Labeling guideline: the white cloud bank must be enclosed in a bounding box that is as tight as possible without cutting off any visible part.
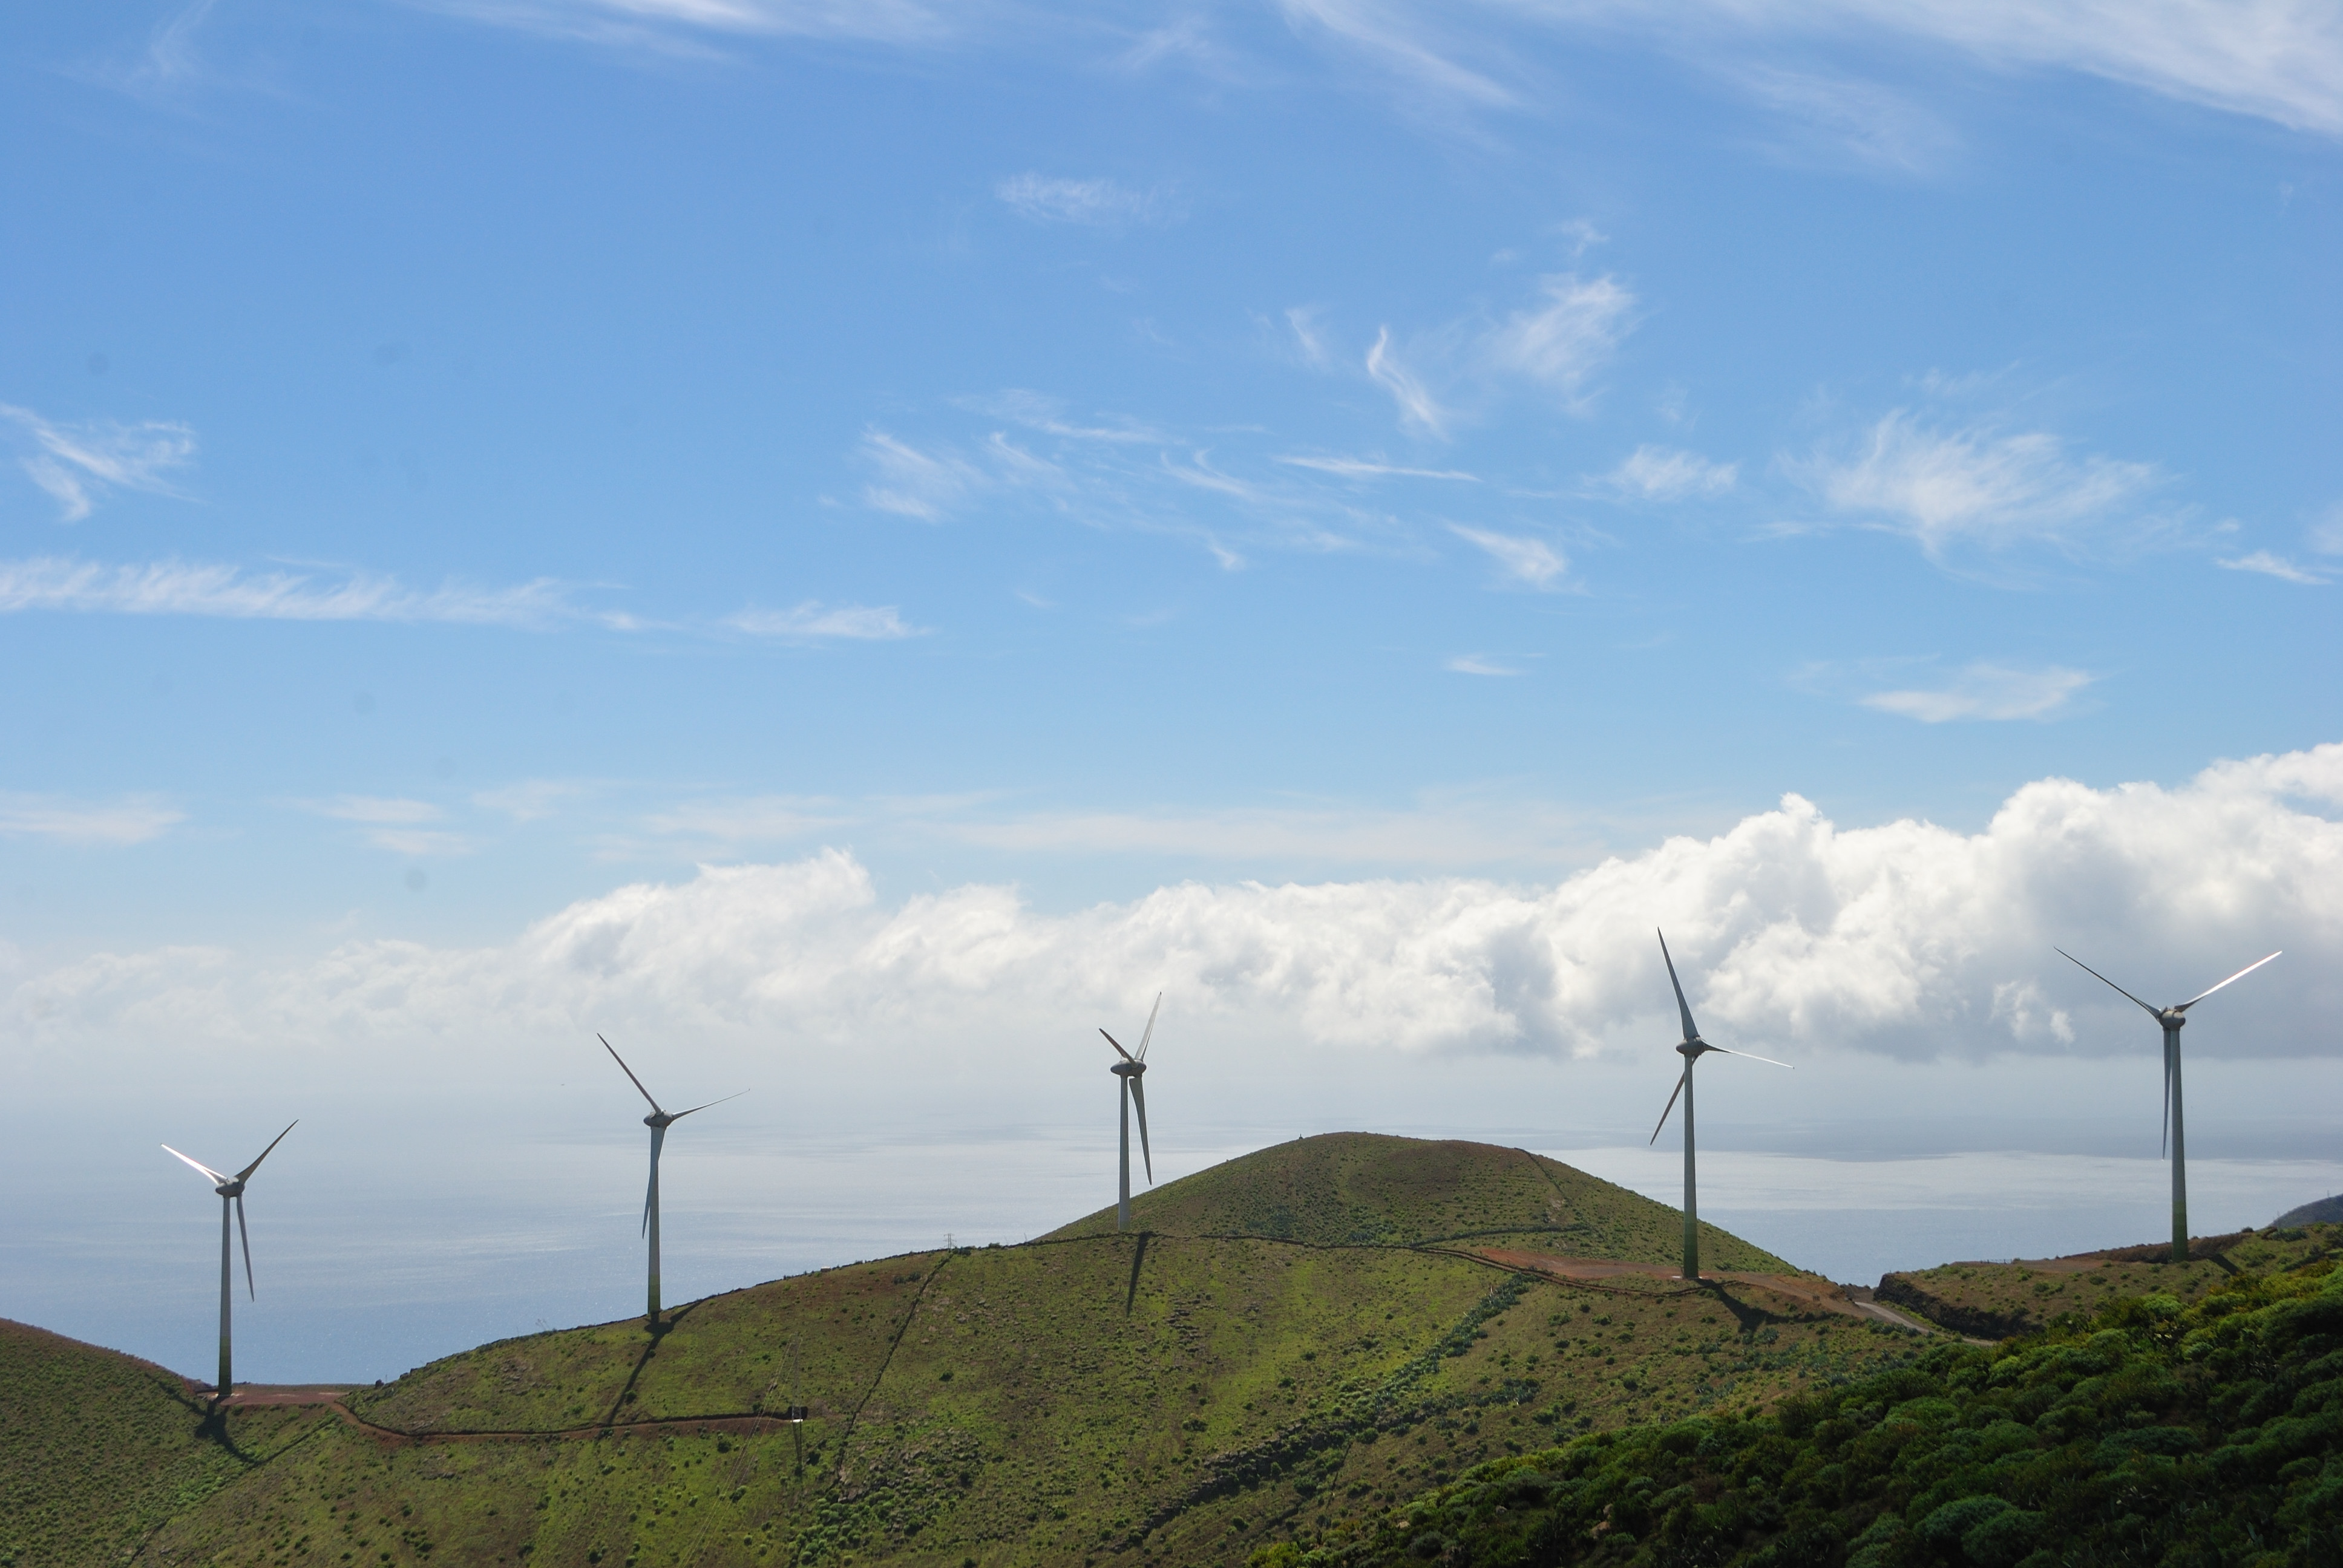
[16,744,2341,1070]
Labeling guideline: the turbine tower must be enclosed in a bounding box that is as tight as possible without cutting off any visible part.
[1099,993,1161,1232]
[1648,931,1789,1281]
[2056,947,2279,1263]
[601,1035,744,1328]
[162,1122,297,1400]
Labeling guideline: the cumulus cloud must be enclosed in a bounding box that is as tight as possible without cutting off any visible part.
[995,174,1178,227]
[2,405,197,521]
[1860,662,2094,722]
[0,556,593,627]
[1791,411,2168,560]
[1449,524,1567,588]
[1597,445,1738,501]
[16,744,2339,1070]
[0,792,185,845]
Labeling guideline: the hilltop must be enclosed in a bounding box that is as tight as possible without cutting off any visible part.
[1044,1131,1792,1272]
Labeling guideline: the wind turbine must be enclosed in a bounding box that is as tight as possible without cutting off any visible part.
[1648,932,1789,1281]
[2056,947,2280,1263]
[601,1035,744,1328]
[162,1122,297,1400]
[1099,993,1161,1232]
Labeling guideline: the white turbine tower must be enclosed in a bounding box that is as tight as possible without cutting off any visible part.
[2056,947,2280,1263]
[1099,993,1161,1232]
[162,1122,297,1400]
[1648,931,1789,1281]
[601,1035,744,1328]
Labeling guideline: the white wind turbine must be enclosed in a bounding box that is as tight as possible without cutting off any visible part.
[1648,931,1790,1281]
[1099,993,1162,1232]
[162,1122,297,1400]
[2056,947,2280,1263]
[601,1035,745,1328]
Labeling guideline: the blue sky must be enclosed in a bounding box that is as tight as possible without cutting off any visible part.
[4,1,2342,1376]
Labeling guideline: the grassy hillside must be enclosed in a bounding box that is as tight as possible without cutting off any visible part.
[1045,1132,1793,1273]
[14,1135,1869,1567]
[137,1235,1912,1567]
[1877,1224,2341,1340]
[0,1319,332,1568]
[1268,1243,2343,1568]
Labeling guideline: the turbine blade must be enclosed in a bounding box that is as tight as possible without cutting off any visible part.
[234,1120,298,1183]
[1099,1028,1136,1063]
[1649,1070,1687,1145]
[162,1145,229,1186]
[1131,1076,1154,1184]
[1137,992,1162,1062]
[2176,950,2281,1012]
[600,1034,666,1116]
[1710,1045,1794,1069]
[1657,930,1700,1044]
[236,1194,256,1299]
[670,1089,749,1120]
[2053,949,2161,1019]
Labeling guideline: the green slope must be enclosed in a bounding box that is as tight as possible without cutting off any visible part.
[139,1236,1912,1568]
[1273,1241,2343,1568]
[0,1319,332,1568]
[1876,1223,2342,1340]
[1044,1132,1793,1273]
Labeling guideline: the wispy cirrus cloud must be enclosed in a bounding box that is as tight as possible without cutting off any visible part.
[1449,524,1567,588]
[426,0,948,53]
[726,602,926,640]
[0,557,597,627]
[2218,550,2328,586]
[1365,327,1450,436]
[857,430,991,520]
[995,173,1180,228]
[303,795,472,857]
[1789,411,2169,561]
[1444,653,1521,676]
[2,405,197,522]
[1595,444,1737,501]
[1276,454,1480,482]
[0,792,185,845]
[1483,273,1635,403]
[1726,63,1960,174]
[1280,0,2343,138]
[1860,662,2095,723]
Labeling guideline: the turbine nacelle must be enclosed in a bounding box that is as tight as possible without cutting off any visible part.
[1110,1059,1145,1079]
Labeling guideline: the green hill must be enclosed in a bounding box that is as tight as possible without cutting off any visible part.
[1875,1224,2342,1341]
[0,1319,333,1568]
[1044,1132,1793,1272]
[1274,1239,2343,1568]
[10,1137,1866,1568]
